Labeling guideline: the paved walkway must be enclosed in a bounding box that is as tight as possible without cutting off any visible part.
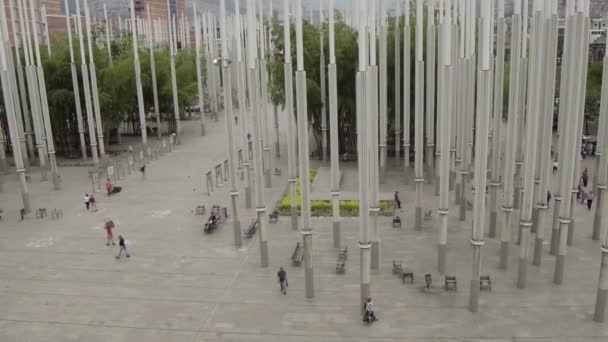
[0,115,607,341]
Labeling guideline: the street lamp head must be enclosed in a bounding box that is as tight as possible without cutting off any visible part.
[213,57,232,66]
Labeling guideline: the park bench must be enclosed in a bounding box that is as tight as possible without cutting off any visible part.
[195,205,206,215]
[291,242,304,266]
[425,274,432,288]
[51,209,63,219]
[480,275,492,291]
[244,219,258,238]
[424,210,432,221]
[402,270,414,284]
[392,216,401,228]
[36,208,47,219]
[269,211,279,223]
[274,168,282,176]
[445,275,457,291]
[336,247,348,274]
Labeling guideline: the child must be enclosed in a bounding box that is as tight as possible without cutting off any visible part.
[89,194,97,212]
[105,219,115,246]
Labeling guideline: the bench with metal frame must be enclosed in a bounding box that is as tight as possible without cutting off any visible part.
[425,274,432,288]
[480,275,492,291]
[291,242,304,266]
[424,210,432,221]
[195,205,206,216]
[36,208,48,219]
[444,275,457,291]
[269,211,279,223]
[336,247,348,274]
[51,209,63,219]
[244,219,258,238]
[392,216,401,228]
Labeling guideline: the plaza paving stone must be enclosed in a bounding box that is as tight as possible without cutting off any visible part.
[0,115,607,341]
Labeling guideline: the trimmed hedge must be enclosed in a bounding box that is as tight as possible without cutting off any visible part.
[275,170,394,217]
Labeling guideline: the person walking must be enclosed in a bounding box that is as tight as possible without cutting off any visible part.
[547,191,552,207]
[553,161,558,174]
[83,194,90,210]
[89,194,97,212]
[105,178,113,196]
[277,267,288,295]
[104,219,116,246]
[139,165,146,180]
[116,235,130,258]
[363,297,377,323]
[587,191,594,211]
[394,191,401,209]
[582,168,589,187]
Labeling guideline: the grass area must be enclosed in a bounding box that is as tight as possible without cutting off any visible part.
[274,170,394,217]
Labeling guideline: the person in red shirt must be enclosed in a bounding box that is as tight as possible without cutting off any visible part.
[105,178,112,196]
[104,219,115,246]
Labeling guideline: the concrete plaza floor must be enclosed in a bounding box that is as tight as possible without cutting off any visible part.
[0,116,607,341]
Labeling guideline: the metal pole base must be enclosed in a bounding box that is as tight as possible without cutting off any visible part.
[257,213,269,268]
[514,188,521,210]
[231,195,242,248]
[434,179,440,196]
[499,241,509,270]
[455,180,462,205]
[469,279,480,312]
[459,201,466,221]
[415,207,422,231]
[333,221,340,248]
[488,211,497,238]
[594,288,608,322]
[567,218,575,246]
[592,191,603,240]
[517,257,527,289]
[371,241,379,270]
[533,237,543,266]
[291,207,298,230]
[531,208,539,234]
[244,186,252,209]
[264,169,272,188]
[553,254,565,285]
[201,124,206,136]
[438,243,446,274]
[303,233,314,298]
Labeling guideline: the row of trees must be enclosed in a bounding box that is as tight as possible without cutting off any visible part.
[1,28,200,156]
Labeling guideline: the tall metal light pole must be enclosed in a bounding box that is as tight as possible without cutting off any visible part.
[499,0,522,270]
[5,0,29,169]
[378,0,388,183]
[247,0,269,268]
[437,0,453,274]
[328,0,341,247]
[104,4,113,65]
[554,0,589,285]
[394,0,401,166]
[593,17,608,242]
[356,0,371,305]
[85,0,106,158]
[403,0,411,184]
[194,5,206,137]
[129,0,148,147]
[517,0,545,289]
[488,0,506,239]
[294,0,314,298]
[283,0,298,230]
[425,0,436,183]
[533,0,558,266]
[235,1,253,209]
[9,0,35,161]
[469,0,492,312]
[74,0,99,165]
[368,0,380,270]
[320,1,327,163]
[167,0,181,144]
[64,0,87,160]
[0,0,30,212]
[219,0,243,249]
[259,2,272,188]
[414,0,425,231]
[30,0,61,189]
[146,5,161,139]
[20,0,48,180]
